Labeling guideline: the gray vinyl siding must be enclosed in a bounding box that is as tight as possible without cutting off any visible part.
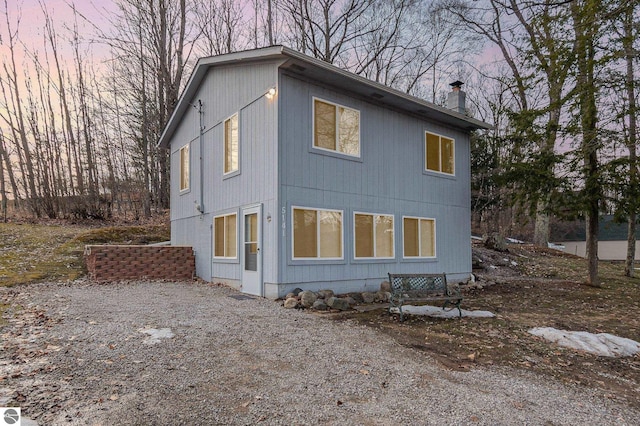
[168,60,280,283]
[277,72,471,293]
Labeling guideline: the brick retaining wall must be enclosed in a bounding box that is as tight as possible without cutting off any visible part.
[84,245,195,282]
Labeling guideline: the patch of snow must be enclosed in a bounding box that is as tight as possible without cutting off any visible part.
[506,237,524,244]
[510,261,518,266]
[390,305,496,319]
[547,242,565,250]
[139,327,175,345]
[528,327,640,357]
[489,265,498,269]
[471,235,483,241]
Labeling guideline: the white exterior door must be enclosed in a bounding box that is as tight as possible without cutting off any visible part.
[241,205,262,296]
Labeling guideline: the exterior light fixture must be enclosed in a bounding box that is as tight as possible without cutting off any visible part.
[265,87,277,99]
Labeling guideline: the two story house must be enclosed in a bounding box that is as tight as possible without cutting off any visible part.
[158,46,491,298]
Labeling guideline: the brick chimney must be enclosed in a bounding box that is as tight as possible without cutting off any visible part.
[447,81,466,114]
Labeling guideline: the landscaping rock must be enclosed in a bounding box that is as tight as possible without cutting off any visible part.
[285,292,296,299]
[283,297,299,309]
[317,289,334,299]
[349,293,364,303]
[375,290,389,303]
[380,281,391,292]
[361,292,376,304]
[326,297,350,311]
[344,297,357,306]
[312,300,327,311]
[291,288,303,296]
[299,290,317,308]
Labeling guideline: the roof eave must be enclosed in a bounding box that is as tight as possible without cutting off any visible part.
[158,46,493,149]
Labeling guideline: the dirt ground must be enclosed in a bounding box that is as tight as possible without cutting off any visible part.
[335,241,640,410]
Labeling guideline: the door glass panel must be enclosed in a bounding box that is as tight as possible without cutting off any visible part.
[244,213,258,271]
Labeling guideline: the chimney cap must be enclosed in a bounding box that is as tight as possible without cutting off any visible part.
[450,80,464,89]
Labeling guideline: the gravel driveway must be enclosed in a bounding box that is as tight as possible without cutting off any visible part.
[1,280,639,425]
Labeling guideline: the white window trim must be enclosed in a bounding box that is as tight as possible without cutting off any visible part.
[425,130,455,176]
[312,97,361,158]
[179,143,190,192]
[353,211,395,260]
[213,213,238,260]
[402,215,437,259]
[223,112,240,176]
[291,206,344,260]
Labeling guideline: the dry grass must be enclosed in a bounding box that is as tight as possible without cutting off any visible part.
[338,243,640,409]
[0,222,170,287]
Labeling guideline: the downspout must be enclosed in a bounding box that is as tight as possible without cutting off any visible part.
[197,99,205,215]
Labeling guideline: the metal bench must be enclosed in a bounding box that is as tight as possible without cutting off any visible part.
[388,273,463,321]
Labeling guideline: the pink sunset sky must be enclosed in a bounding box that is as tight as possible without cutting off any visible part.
[2,0,117,63]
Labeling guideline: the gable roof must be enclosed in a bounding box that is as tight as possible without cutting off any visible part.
[158,45,492,149]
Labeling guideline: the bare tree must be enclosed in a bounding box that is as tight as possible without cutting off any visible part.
[621,2,638,277]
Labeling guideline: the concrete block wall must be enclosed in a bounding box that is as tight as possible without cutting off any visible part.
[84,245,195,282]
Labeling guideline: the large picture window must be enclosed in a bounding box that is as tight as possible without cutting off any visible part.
[293,207,343,259]
[214,213,237,259]
[224,113,239,174]
[179,144,190,192]
[425,131,454,175]
[354,213,394,259]
[403,216,436,258]
[313,98,360,157]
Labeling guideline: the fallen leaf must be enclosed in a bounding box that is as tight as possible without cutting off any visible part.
[109,395,119,401]
[359,369,370,375]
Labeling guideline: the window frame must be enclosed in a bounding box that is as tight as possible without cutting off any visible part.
[312,97,361,159]
[179,143,190,193]
[291,206,344,261]
[424,131,455,176]
[353,211,395,260]
[213,212,238,260]
[223,112,240,177]
[402,215,437,259]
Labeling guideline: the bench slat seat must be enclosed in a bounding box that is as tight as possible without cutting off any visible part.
[388,273,463,321]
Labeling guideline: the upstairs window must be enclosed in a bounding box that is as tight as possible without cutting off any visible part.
[403,216,436,258]
[354,213,394,259]
[224,113,239,174]
[425,132,455,175]
[179,144,190,192]
[214,213,237,259]
[293,207,343,259]
[313,98,360,157]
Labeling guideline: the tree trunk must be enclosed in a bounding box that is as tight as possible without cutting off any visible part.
[571,0,601,287]
[0,132,7,222]
[533,197,550,247]
[623,5,637,277]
